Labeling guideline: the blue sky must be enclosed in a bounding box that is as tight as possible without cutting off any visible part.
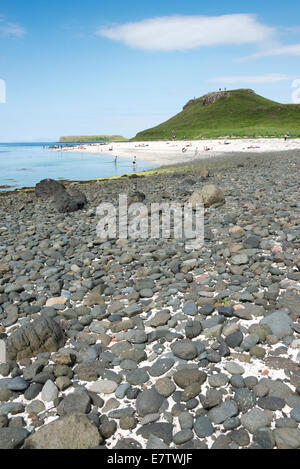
[0,0,299,141]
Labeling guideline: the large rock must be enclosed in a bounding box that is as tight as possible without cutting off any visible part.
[5,317,66,362]
[35,179,87,213]
[35,178,66,199]
[189,185,225,208]
[53,189,87,213]
[23,413,102,449]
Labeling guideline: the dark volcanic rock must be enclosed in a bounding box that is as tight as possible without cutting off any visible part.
[5,317,66,362]
[53,189,88,213]
[35,178,66,199]
[35,178,87,213]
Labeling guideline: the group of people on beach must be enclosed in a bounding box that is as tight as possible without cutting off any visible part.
[181,143,214,154]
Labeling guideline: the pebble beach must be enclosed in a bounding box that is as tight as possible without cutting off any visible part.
[1,148,300,450]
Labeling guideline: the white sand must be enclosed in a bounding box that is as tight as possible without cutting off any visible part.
[59,138,300,167]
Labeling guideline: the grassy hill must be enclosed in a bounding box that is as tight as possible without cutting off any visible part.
[60,135,128,143]
[133,89,300,140]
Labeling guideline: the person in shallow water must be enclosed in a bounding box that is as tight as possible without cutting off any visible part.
[133,156,137,171]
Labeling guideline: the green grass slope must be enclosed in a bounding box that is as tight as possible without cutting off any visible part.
[133,89,300,140]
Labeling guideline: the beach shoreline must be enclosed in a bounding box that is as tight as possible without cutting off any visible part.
[58,138,300,167]
[2,147,300,197]
[0,148,300,200]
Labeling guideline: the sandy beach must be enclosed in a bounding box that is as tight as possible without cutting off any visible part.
[60,138,300,166]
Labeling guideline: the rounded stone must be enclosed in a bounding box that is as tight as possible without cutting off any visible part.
[7,377,29,392]
[249,346,266,358]
[194,416,214,438]
[173,369,207,389]
[234,388,256,412]
[182,301,198,316]
[178,412,194,430]
[26,400,46,415]
[173,429,194,445]
[181,382,202,402]
[171,341,198,360]
[257,396,285,411]
[126,369,149,386]
[225,331,243,348]
[290,407,300,423]
[154,378,176,397]
[136,388,165,417]
[119,415,137,430]
[208,373,229,388]
[224,362,245,375]
[88,380,118,394]
[149,358,175,377]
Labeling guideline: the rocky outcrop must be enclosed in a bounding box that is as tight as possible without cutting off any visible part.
[183,89,255,110]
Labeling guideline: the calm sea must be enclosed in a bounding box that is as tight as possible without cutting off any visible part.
[0,142,158,191]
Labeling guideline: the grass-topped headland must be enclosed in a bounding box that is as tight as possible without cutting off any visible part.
[133,89,300,140]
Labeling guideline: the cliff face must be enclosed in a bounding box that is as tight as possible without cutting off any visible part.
[183,89,255,110]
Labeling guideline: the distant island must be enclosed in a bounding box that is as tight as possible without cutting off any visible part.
[59,135,128,143]
[133,88,300,140]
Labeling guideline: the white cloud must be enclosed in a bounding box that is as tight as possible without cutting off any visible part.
[243,43,300,60]
[0,15,25,38]
[208,73,295,84]
[97,14,275,51]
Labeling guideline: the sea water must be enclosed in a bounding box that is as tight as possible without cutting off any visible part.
[0,142,158,191]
